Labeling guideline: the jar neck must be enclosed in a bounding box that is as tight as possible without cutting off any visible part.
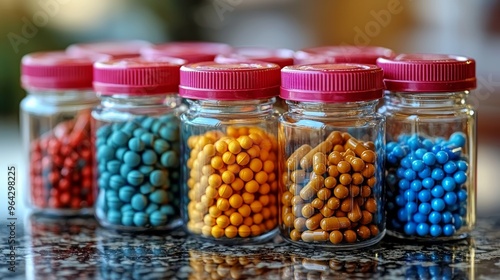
[286,100,379,117]
[100,93,182,109]
[186,98,275,116]
[384,91,470,110]
[26,89,98,105]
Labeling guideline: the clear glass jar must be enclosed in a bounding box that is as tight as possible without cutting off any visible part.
[20,51,98,215]
[377,54,477,240]
[278,64,386,249]
[91,57,185,231]
[179,62,281,244]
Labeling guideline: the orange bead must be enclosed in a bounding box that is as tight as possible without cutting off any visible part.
[208,174,222,188]
[250,201,263,213]
[263,160,275,173]
[239,168,254,182]
[238,225,251,237]
[211,156,224,170]
[250,224,262,236]
[253,213,264,224]
[243,216,253,226]
[216,198,230,211]
[215,140,228,154]
[221,170,236,184]
[242,192,255,204]
[249,158,263,172]
[227,164,241,174]
[231,178,244,191]
[238,204,251,217]
[202,144,216,157]
[244,180,259,193]
[228,140,242,154]
[247,146,261,158]
[236,152,250,166]
[237,135,253,150]
[229,194,243,208]
[254,171,268,184]
[209,205,222,218]
[230,212,244,226]
[216,215,230,228]
[218,184,233,199]
[211,225,225,238]
[222,151,236,165]
[225,225,238,238]
[258,182,270,194]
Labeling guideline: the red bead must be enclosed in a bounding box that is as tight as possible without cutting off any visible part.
[59,192,71,206]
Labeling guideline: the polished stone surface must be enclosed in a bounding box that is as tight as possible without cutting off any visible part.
[0,212,499,280]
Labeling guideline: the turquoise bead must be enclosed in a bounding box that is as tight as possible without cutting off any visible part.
[150,170,167,187]
[123,151,141,167]
[109,175,126,189]
[139,165,154,175]
[161,151,179,168]
[127,170,144,186]
[97,145,115,161]
[131,193,148,211]
[145,203,159,215]
[159,126,174,141]
[111,130,130,147]
[121,204,133,213]
[106,160,121,174]
[160,205,175,216]
[97,125,112,138]
[142,149,157,165]
[98,172,111,188]
[118,186,136,203]
[149,189,168,204]
[150,210,167,227]
[133,127,147,137]
[133,212,148,227]
[121,211,135,226]
[140,183,155,194]
[140,133,155,147]
[151,120,162,133]
[141,117,155,130]
[107,195,123,210]
[122,121,139,134]
[128,137,145,152]
[115,147,127,161]
[107,210,122,225]
[119,164,132,179]
[153,139,170,154]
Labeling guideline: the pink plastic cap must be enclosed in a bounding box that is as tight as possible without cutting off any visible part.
[141,41,233,63]
[294,45,396,65]
[21,51,95,90]
[93,57,186,95]
[215,47,294,68]
[281,64,384,102]
[377,53,477,92]
[179,62,281,100]
[67,40,151,59]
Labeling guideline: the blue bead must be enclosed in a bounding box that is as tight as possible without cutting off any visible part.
[127,170,144,186]
[430,224,442,237]
[443,146,461,161]
[429,266,441,277]
[139,165,154,175]
[436,151,449,164]
[398,208,410,222]
[418,202,432,215]
[142,149,158,165]
[415,149,427,160]
[159,126,178,142]
[150,170,167,187]
[150,210,168,227]
[120,164,132,179]
[401,157,412,169]
[106,160,121,174]
[133,127,147,137]
[393,146,406,158]
[386,173,398,187]
[387,153,398,164]
[107,195,123,210]
[431,198,445,211]
[107,210,122,225]
[109,175,126,189]
[422,178,435,189]
[459,206,467,216]
[387,142,397,152]
[429,211,442,224]
[160,205,175,216]
[97,125,112,138]
[443,224,455,236]
[410,180,422,192]
[422,139,434,150]
[121,211,135,226]
[140,133,155,147]
[398,134,410,143]
[454,171,467,184]
[442,177,456,192]
[443,161,457,174]
[398,179,410,190]
[161,151,179,168]
[431,185,444,198]
[404,190,417,201]
[418,167,432,179]
[154,139,171,154]
[396,167,406,179]
[133,212,148,227]
[431,145,442,154]
[442,211,453,224]
[111,130,130,147]
[404,222,417,235]
[118,186,136,203]
[411,160,425,172]
[121,204,133,213]
[145,203,159,215]
[128,137,145,152]
[408,137,421,150]
[418,190,432,203]
[140,183,155,194]
[449,132,466,147]
[416,223,430,236]
[453,214,463,230]
[406,202,418,214]
[431,168,445,181]
[151,120,162,133]
[115,147,127,161]
[123,151,141,168]
[150,189,168,204]
[457,189,468,202]
[395,195,406,206]
[413,213,427,223]
[404,169,417,181]
[444,192,458,205]
[98,145,115,161]
[456,160,468,171]
[141,117,155,130]
[131,193,148,211]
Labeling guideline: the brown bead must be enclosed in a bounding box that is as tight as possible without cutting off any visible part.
[326,131,343,145]
[319,205,335,218]
[369,224,380,236]
[328,151,343,165]
[347,203,362,222]
[301,204,315,218]
[343,229,357,243]
[335,210,347,217]
[283,212,295,227]
[333,144,345,152]
[326,197,340,210]
[340,198,353,213]
[339,174,352,185]
[329,230,343,244]
[350,185,360,197]
[312,152,327,166]
[360,210,373,225]
[333,185,349,199]
[290,229,302,241]
[337,161,351,174]
[305,213,323,230]
[364,198,377,213]
[317,188,332,201]
[361,150,376,163]
[363,141,376,151]
[282,191,293,206]
[324,176,337,189]
[361,185,372,197]
[361,164,375,178]
[313,163,327,175]
[367,176,377,187]
[311,198,324,209]
[294,217,307,231]
[357,225,371,240]
[351,173,364,185]
[327,165,339,178]
[291,195,304,206]
[350,158,365,172]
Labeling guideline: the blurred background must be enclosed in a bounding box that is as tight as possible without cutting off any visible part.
[0,0,499,216]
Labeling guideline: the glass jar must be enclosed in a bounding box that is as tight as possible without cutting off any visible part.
[179,62,281,244]
[91,57,186,231]
[278,64,386,249]
[20,51,99,215]
[294,45,395,65]
[377,54,477,240]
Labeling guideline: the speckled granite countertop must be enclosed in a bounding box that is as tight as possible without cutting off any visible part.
[1,213,499,279]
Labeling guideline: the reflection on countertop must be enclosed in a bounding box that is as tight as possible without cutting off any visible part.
[1,212,500,279]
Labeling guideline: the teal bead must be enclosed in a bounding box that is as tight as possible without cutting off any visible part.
[128,137,145,152]
[142,149,158,165]
[149,189,168,204]
[122,121,139,134]
[164,128,179,142]
[159,126,175,141]
[98,163,107,173]
[118,186,136,203]
[123,151,141,167]
[115,147,127,161]
[150,170,168,187]
[153,139,170,154]
[139,165,154,176]
[111,123,124,131]
[121,211,135,226]
[109,175,126,189]
[106,160,121,174]
[140,183,155,194]
[133,127,147,137]
[107,210,122,225]
[107,195,123,210]
[160,205,175,216]
[133,212,148,227]
[97,145,115,161]
[140,133,155,147]
[97,125,112,138]
[120,164,132,179]
[150,210,167,227]
[151,120,162,133]
[145,203,159,215]
[121,204,133,213]
[127,170,144,186]
[161,151,179,168]
[111,130,130,147]
[131,193,148,211]
[159,114,175,123]
[99,172,111,188]
[95,138,106,147]
[141,117,155,130]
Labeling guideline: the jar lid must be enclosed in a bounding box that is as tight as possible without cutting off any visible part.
[93,57,186,95]
[66,40,151,59]
[294,45,396,65]
[140,41,233,63]
[179,62,281,100]
[214,47,294,68]
[21,51,95,90]
[376,53,477,92]
[281,64,384,102]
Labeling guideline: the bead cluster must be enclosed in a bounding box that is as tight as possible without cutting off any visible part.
[386,132,469,237]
